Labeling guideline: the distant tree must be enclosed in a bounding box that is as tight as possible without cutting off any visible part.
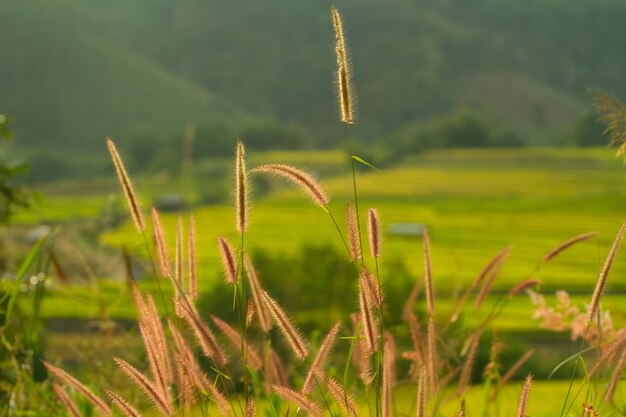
[432,112,493,148]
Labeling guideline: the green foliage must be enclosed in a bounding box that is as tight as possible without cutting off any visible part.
[384,111,525,163]
[0,236,52,416]
[0,115,31,224]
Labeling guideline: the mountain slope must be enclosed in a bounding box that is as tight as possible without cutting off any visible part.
[0,1,246,151]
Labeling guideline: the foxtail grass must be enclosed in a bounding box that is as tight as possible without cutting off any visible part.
[43,361,111,416]
[273,385,323,417]
[517,374,533,417]
[251,164,330,207]
[302,321,342,394]
[217,236,238,285]
[235,139,248,233]
[588,220,626,321]
[113,356,174,417]
[367,208,381,258]
[542,231,599,263]
[261,290,309,360]
[106,137,145,233]
[51,383,82,417]
[187,214,198,300]
[331,6,355,125]
[105,389,144,417]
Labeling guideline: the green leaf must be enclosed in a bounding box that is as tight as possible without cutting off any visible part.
[2,237,45,328]
[352,155,413,198]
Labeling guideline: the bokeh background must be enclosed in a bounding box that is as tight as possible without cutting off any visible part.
[1,1,626,415]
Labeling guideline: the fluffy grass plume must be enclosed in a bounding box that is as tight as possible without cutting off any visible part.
[302,321,342,394]
[456,332,481,397]
[360,266,382,308]
[406,311,426,372]
[327,377,359,417]
[52,383,82,417]
[517,374,533,417]
[508,278,541,298]
[593,89,626,161]
[211,315,263,370]
[188,214,198,299]
[351,314,374,386]
[151,208,172,278]
[382,333,396,417]
[426,316,437,395]
[113,356,174,417]
[168,319,217,405]
[358,275,379,353]
[542,231,599,263]
[332,6,355,124]
[265,349,289,389]
[588,220,626,322]
[217,236,237,284]
[367,208,381,258]
[137,316,170,403]
[43,361,112,416]
[346,203,361,262]
[143,293,173,385]
[604,349,626,403]
[246,398,256,417]
[174,356,195,410]
[415,367,427,417]
[175,216,184,286]
[261,290,309,360]
[474,249,511,309]
[106,137,145,232]
[251,164,329,207]
[235,139,248,233]
[244,254,272,332]
[423,229,434,316]
[589,333,626,377]
[272,385,323,417]
[176,299,227,366]
[105,389,144,417]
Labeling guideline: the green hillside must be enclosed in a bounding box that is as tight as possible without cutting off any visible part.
[0,1,246,153]
[3,0,626,158]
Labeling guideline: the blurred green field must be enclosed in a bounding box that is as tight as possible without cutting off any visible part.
[14,147,626,330]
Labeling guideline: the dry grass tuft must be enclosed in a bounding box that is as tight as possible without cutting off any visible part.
[105,389,144,417]
[302,321,342,394]
[261,290,309,360]
[236,139,248,233]
[52,383,82,417]
[542,231,599,263]
[346,203,361,262]
[331,6,355,125]
[367,208,381,258]
[251,164,329,207]
[273,385,323,417]
[43,361,112,416]
[217,236,238,285]
[106,137,145,233]
[150,208,171,278]
[588,220,626,322]
[517,374,533,417]
[113,356,174,417]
